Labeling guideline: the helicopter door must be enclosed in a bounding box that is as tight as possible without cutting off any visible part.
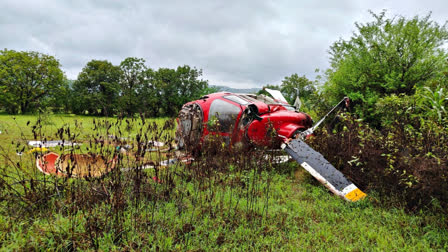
[207,99,242,144]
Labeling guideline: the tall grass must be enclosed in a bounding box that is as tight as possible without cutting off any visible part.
[0,114,447,250]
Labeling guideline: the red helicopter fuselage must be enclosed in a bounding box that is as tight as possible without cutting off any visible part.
[176,92,313,149]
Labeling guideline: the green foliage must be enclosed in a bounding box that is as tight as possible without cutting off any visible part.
[309,113,448,212]
[0,51,210,117]
[0,49,65,114]
[375,84,448,126]
[417,85,448,123]
[140,65,209,117]
[280,73,316,105]
[72,60,121,115]
[375,94,417,126]
[50,79,71,113]
[119,57,149,116]
[258,74,317,112]
[324,11,448,126]
[153,66,208,116]
[71,58,210,117]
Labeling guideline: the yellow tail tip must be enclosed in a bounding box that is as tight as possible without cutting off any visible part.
[344,188,367,202]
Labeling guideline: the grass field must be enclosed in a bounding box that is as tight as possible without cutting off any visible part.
[0,114,447,250]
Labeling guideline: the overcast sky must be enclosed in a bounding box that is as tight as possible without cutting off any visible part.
[1,0,447,88]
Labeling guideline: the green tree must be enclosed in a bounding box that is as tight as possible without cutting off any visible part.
[280,74,316,108]
[138,68,159,117]
[72,60,121,115]
[257,75,317,111]
[151,65,208,116]
[50,79,71,113]
[175,65,209,106]
[0,49,65,114]
[324,11,448,125]
[119,57,148,116]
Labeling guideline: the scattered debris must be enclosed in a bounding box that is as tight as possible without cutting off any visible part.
[121,144,133,150]
[28,147,49,153]
[36,152,116,178]
[152,176,162,183]
[145,147,170,152]
[179,156,194,164]
[266,155,290,164]
[160,158,177,166]
[147,140,165,147]
[144,141,167,152]
[28,140,80,148]
[36,152,61,175]
[120,163,156,172]
[108,135,130,141]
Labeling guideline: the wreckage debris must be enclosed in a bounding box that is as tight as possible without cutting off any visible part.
[143,141,167,152]
[108,135,130,141]
[147,140,165,147]
[28,147,49,153]
[264,155,290,164]
[160,158,177,167]
[36,152,116,178]
[119,157,194,171]
[37,153,186,176]
[28,140,80,148]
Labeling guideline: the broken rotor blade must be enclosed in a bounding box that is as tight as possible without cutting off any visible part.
[299,97,350,139]
[281,139,366,202]
[265,88,288,103]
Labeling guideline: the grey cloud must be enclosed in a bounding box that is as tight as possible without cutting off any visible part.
[1,0,447,88]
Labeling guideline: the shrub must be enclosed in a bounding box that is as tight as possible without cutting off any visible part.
[309,113,448,212]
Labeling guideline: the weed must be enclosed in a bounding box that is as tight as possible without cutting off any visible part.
[0,114,447,250]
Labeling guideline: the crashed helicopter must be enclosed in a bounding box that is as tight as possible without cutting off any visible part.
[33,88,366,202]
[176,88,366,202]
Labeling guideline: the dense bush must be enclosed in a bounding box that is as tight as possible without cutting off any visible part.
[309,113,448,212]
[323,11,448,127]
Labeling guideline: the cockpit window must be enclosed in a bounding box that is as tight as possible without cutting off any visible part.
[223,95,250,105]
[208,99,241,133]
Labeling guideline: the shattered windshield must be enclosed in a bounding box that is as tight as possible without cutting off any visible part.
[223,95,250,105]
[208,99,241,133]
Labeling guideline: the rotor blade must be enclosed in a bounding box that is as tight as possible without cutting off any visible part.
[281,139,366,202]
[265,88,288,104]
[299,97,349,138]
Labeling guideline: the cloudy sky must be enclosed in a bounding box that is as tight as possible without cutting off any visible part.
[1,0,447,88]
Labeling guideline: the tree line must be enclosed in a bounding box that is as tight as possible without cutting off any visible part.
[0,51,214,117]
